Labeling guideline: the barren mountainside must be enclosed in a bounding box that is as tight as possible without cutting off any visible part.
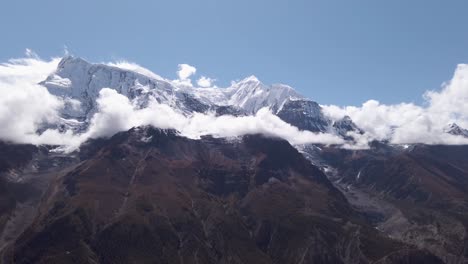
[0,128,447,264]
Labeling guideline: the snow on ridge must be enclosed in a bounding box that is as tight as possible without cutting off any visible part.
[43,56,306,116]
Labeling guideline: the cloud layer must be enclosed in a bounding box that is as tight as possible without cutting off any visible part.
[84,89,345,146]
[322,64,468,145]
[0,53,343,151]
[1,51,468,152]
[0,54,63,145]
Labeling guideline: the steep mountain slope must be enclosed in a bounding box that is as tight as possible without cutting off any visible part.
[0,128,441,264]
[0,142,40,249]
[316,144,468,263]
[332,116,364,140]
[277,99,330,133]
[0,142,78,255]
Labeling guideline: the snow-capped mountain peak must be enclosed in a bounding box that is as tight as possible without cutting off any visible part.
[42,56,180,120]
[444,123,468,138]
[226,75,303,114]
[236,75,260,84]
[43,57,307,117]
[39,56,347,140]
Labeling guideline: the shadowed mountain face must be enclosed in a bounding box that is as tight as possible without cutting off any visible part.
[0,142,38,174]
[0,143,40,244]
[277,99,330,133]
[0,128,443,264]
[0,142,78,256]
[318,144,468,263]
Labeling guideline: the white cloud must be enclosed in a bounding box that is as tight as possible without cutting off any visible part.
[197,76,215,87]
[3,52,468,152]
[0,54,342,151]
[85,88,136,138]
[177,63,196,80]
[81,88,344,147]
[322,63,468,145]
[171,64,198,87]
[0,53,64,144]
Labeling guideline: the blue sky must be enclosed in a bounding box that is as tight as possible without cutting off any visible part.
[1,0,468,106]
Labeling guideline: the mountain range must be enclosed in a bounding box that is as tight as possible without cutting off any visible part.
[1,56,468,263]
[40,56,367,139]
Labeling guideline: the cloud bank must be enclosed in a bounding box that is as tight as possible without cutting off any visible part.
[1,51,468,152]
[83,89,344,147]
[322,64,468,145]
[0,53,63,145]
[0,53,343,151]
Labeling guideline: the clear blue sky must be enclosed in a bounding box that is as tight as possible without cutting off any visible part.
[1,0,468,106]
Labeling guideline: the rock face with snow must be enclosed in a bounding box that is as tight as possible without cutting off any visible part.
[41,57,202,120]
[42,57,305,119]
[444,123,468,138]
[332,116,364,140]
[224,76,303,114]
[41,56,354,138]
[277,99,330,132]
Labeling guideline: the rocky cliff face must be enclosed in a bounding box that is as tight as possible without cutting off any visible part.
[277,99,330,133]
